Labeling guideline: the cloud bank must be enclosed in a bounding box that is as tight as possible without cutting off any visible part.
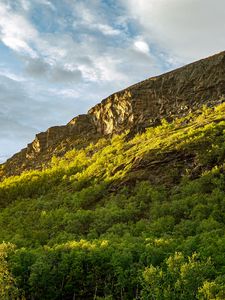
[121,0,225,62]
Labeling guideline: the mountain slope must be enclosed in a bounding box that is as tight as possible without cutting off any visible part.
[1,103,225,299]
[2,50,225,177]
[1,53,225,299]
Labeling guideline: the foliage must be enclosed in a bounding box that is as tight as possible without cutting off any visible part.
[0,243,21,300]
[1,103,225,298]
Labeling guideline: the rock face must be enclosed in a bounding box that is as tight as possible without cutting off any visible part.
[89,51,225,135]
[2,51,225,176]
[26,115,95,158]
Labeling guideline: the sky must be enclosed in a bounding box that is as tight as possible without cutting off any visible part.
[1,0,225,162]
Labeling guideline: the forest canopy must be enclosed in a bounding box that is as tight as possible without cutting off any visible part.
[1,103,225,299]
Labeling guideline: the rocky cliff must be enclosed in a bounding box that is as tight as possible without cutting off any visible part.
[2,51,225,177]
[89,51,225,134]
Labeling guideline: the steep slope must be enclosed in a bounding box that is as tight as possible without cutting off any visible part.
[2,50,225,177]
[1,102,225,299]
[2,52,225,299]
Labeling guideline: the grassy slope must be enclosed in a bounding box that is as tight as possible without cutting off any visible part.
[1,103,225,299]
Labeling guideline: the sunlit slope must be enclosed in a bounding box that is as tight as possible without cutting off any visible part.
[1,103,225,299]
[3,50,225,179]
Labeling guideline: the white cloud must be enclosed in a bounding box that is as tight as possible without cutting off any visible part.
[0,69,25,82]
[134,40,150,54]
[94,55,127,81]
[48,88,80,99]
[0,3,38,57]
[19,0,30,11]
[71,1,121,36]
[38,0,55,11]
[121,0,225,63]
[0,1,147,86]
[93,24,121,36]
[2,37,36,57]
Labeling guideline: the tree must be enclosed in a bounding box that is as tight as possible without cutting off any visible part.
[0,243,20,300]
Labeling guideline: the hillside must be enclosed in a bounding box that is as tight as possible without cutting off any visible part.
[1,53,225,299]
[2,51,225,178]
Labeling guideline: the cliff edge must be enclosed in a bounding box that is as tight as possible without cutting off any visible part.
[2,51,225,177]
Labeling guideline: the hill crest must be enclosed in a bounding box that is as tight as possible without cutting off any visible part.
[2,50,225,177]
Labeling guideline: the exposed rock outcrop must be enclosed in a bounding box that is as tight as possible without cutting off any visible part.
[26,115,96,158]
[2,50,225,177]
[89,51,225,135]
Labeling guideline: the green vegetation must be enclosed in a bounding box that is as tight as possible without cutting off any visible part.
[1,103,225,299]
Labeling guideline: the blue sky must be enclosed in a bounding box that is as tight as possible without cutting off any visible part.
[1,0,225,162]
